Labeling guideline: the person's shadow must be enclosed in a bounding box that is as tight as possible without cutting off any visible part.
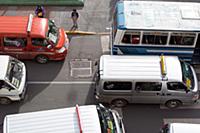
[70,25,78,31]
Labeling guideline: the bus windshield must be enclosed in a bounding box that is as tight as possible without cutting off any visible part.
[5,58,23,89]
[97,105,117,133]
[180,61,194,90]
[47,20,59,45]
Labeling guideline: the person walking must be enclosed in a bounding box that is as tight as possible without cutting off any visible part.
[71,9,79,29]
[35,5,45,18]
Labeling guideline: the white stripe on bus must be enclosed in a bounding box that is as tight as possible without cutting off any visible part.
[147,49,194,54]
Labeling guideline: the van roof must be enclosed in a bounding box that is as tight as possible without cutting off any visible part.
[0,16,48,38]
[117,1,200,31]
[4,105,102,133]
[0,55,10,80]
[170,123,200,133]
[100,55,182,81]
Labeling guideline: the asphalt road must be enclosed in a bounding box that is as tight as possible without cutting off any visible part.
[2,0,200,133]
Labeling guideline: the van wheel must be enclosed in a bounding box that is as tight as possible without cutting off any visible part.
[111,99,128,107]
[0,97,12,105]
[165,100,182,109]
[35,55,49,64]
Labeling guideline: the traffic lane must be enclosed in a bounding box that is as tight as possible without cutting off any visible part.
[24,35,102,81]
[122,105,200,133]
[0,83,96,133]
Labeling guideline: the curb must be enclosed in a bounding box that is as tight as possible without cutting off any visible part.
[65,31,110,35]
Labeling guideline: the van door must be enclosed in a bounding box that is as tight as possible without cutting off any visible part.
[29,38,50,59]
[132,82,163,104]
[102,81,133,103]
[163,82,189,103]
[3,37,28,59]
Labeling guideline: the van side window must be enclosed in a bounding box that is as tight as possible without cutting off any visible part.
[103,81,132,90]
[167,82,187,91]
[3,37,27,47]
[135,82,162,91]
[32,38,48,46]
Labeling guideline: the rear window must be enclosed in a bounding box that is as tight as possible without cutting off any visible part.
[103,81,132,90]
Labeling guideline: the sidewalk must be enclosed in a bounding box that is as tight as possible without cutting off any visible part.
[0,0,84,6]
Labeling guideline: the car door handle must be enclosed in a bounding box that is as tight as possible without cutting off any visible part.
[156,93,165,96]
[166,93,171,96]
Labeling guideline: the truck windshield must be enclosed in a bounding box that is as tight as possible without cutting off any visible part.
[97,105,117,133]
[6,58,23,89]
[180,61,194,90]
[47,20,59,45]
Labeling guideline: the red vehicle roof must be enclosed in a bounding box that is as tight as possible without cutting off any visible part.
[0,16,48,38]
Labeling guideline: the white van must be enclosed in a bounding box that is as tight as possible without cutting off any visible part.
[161,123,200,133]
[95,55,199,108]
[0,55,26,104]
[3,104,125,133]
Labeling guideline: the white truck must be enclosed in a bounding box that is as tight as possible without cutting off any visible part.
[3,104,125,133]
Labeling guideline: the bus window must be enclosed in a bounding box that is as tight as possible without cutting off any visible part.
[131,33,140,44]
[169,33,195,46]
[122,32,140,44]
[122,34,131,43]
[142,32,167,45]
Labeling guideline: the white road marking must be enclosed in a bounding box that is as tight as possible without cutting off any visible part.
[27,81,95,85]
[163,118,200,124]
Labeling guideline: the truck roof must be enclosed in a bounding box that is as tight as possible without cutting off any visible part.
[3,105,102,133]
[100,55,182,82]
[0,15,48,38]
[0,55,10,80]
[117,1,200,31]
[170,123,200,133]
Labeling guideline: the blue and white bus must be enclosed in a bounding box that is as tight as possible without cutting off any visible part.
[111,1,200,64]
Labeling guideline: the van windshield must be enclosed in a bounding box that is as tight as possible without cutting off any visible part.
[5,58,23,89]
[97,105,117,133]
[47,20,59,45]
[180,61,194,90]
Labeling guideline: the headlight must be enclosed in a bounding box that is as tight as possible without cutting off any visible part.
[56,47,66,53]
[64,41,69,49]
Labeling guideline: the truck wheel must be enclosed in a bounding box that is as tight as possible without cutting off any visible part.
[0,97,12,105]
[111,99,128,107]
[165,100,182,109]
[35,55,49,64]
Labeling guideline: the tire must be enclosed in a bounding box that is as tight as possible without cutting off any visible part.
[0,97,12,105]
[165,100,182,109]
[35,55,49,64]
[111,99,128,107]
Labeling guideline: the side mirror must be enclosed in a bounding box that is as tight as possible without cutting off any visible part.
[47,44,52,49]
[51,20,55,23]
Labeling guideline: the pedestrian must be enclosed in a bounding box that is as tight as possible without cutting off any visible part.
[71,9,79,29]
[35,5,45,18]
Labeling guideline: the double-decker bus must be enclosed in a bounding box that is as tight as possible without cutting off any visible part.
[111,1,200,64]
